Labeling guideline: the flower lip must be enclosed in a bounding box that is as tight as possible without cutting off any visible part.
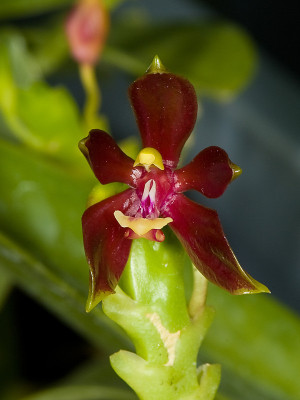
[124,228,165,242]
[114,210,173,236]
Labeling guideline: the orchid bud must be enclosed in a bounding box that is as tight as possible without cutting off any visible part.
[65,0,109,65]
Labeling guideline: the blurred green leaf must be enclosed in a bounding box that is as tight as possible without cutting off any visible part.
[17,81,83,157]
[2,14,255,102]
[215,395,230,400]
[203,285,300,400]
[105,20,256,98]
[0,138,88,284]
[61,357,126,386]
[19,358,137,400]
[0,31,84,160]
[21,385,136,400]
[0,231,128,353]
[22,17,70,76]
[0,138,130,353]
[0,0,127,19]
[0,0,72,19]
[0,30,40,88]
[0,267,12,309]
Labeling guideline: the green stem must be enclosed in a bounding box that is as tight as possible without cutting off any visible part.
[102,233,221,400]
[79,63,101,130]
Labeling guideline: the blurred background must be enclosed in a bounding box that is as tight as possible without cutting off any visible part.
[0,0,299,399]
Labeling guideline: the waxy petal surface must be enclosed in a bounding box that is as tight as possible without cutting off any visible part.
[79,129,135,186]
[129,73,197,168]
[163,194,269,294]
[82,189,136,311]
[175,146,234,198]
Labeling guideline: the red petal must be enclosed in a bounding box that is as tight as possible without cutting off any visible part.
[82,189,136,311]
[175,146,234,198]
[163,194,269,294]
[129,72,197,168]
[79,129,135,186]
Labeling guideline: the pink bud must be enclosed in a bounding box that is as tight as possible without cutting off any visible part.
[65,0,109,65]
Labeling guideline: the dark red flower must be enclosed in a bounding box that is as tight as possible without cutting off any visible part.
[80,57,269,311]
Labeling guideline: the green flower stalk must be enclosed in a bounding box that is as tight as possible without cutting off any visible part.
[65,0,109,129]
[79,63,101,129]
[79,56,269,399]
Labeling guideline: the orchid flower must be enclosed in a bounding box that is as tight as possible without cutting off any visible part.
[80,57,269,311]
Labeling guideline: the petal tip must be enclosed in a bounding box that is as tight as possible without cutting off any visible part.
[231,162,242,181]
[232,278,271,295]
[86,288,113,312]
[146,55,167,74]
[78,136,89,158]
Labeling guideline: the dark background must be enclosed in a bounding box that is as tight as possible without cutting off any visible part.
[199,0,300,79]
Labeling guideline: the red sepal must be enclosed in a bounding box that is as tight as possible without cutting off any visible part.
[79,129,135,186]
[175,146,234,198]
[129,73,197,168]
[82,189,135,311]
[163,194,269,294]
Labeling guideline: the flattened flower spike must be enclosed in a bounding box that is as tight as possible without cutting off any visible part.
[80,56,269,312]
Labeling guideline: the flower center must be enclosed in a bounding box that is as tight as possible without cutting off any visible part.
[113,148,175,240]
[140,179,157,218]
[114,179,173,238]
